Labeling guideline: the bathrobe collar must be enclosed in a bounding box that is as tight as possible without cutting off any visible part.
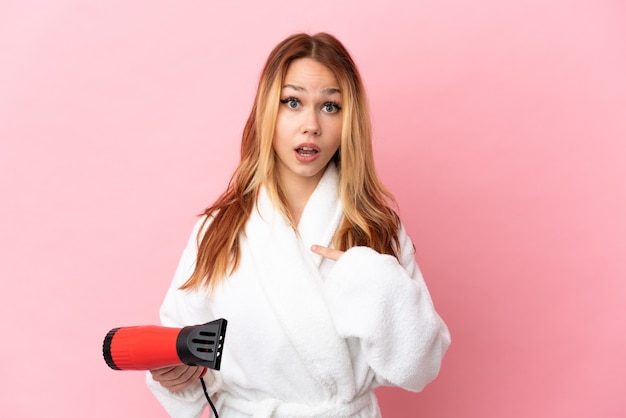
[257,163,343,267]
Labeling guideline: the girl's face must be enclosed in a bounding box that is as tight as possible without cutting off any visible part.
[272,58,343,190]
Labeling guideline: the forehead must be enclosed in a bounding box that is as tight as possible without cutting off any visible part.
[283,58,340,91]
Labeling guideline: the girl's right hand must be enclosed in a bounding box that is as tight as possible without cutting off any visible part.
[150,365,205,392]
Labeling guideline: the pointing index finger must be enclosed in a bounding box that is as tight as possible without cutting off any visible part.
[311,245,344,261]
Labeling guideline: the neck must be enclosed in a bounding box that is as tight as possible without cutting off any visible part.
[278,168,326,226]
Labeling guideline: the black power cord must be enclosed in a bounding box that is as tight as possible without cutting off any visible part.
[200,376,219,418]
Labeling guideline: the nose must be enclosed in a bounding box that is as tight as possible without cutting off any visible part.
[301,108,320,136]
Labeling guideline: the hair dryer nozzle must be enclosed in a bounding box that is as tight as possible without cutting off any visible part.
[177,319,227,370]
[103,319,227,371]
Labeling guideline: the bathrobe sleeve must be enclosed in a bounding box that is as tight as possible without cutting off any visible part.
[145,217,221,418]
[324,223,451,392]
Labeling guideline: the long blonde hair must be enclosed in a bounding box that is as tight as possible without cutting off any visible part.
[181,33,400,291]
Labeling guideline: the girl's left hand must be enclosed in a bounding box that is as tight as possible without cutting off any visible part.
[311,245,344,261]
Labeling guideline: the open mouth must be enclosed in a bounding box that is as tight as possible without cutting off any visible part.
[295,146,319,156]
[294,144,321,162]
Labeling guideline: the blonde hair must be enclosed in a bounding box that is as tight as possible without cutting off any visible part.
[181,33,400,291]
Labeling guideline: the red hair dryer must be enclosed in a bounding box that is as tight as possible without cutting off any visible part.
[102,319,227,371]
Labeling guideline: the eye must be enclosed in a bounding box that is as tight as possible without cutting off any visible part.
[280,97,301,109]
[322,102,342,114]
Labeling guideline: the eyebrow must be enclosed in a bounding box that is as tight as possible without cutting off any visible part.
[282,84,341,95]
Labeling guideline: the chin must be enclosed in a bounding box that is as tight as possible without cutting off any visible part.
[294,163,328,179]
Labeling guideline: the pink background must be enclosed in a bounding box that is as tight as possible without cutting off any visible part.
[1,1,625,417]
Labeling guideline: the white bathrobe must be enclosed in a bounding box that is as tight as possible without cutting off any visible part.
[146,164,450,417]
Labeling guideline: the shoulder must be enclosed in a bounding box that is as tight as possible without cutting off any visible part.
[182,215,212,251]
[396,221,420,272]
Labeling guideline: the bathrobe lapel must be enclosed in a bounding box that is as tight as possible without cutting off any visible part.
[243,164,356,396]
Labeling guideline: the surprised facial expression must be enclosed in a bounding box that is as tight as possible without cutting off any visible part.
[272,58,343,189]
